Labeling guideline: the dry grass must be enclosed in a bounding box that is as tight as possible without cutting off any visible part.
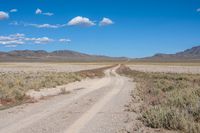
[128,65,200,74]
[117,65,200,133]
[126,61,200,66]
[0,65,113,108]
[0,63,109,73]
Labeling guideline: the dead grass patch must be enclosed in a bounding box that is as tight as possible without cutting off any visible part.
[117,65,200,133]
[0,65,114,109]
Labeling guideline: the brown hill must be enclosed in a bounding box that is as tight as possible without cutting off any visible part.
[0,50,127,62]
[142,45,200,61]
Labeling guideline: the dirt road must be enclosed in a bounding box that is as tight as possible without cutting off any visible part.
[0,65,135,133]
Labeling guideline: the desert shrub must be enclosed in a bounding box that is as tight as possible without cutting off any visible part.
[0,72,83,105]
[117,65,200,132]
[142,106,200,133]
[142,106,188,130]
[0,65,111,107]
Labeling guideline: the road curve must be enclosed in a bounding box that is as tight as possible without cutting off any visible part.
[0,65,134,133]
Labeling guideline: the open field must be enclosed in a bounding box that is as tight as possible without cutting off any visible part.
[0,63,112,109]
[1,63,200,133]
[0,65,134,133]
[128,64,200,74]
[127,60,200,66]
[0,63,109,73]
[117,65,200,133]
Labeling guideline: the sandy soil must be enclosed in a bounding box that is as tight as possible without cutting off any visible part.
[0,65,136,133]
[128,65,200,74]
[0,63,108,73]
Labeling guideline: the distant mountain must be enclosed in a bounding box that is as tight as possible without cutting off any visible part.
[176,46,200,57]
[0,50,128,62]
[2,46,199,62]
[143,45,200,61]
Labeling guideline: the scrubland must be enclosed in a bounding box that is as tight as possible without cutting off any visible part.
[0,63,111,109]
[117,65,200,133]
[128,64,200,74]
[0,63,108,73]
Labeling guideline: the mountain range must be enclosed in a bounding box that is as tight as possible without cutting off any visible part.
[142,45,200,61]
[0,45,200,62]
[0,50,127,62]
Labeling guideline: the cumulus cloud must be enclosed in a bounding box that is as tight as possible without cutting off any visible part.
[35,8,42,14]
[0,35,25,46]
[30,37,53,44]
[197,8,200,12]
[59,38,71,43]
[24,36,53,44]
[67,16,95,26]
[0,33,70,47]
[35,8,54,16]
[10,16,114,28]
[10,9,18,13]
[99,17,114,26]
[0,11,9,20]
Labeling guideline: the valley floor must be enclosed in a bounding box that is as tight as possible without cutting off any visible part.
[0,65,135,133]
[1,63,200,133]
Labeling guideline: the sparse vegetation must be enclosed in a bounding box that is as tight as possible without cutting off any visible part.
[117,65,200,133]
[0,65,113,108]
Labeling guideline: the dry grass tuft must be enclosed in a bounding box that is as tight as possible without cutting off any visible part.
[117,64,200,133]
[0,65,114,108]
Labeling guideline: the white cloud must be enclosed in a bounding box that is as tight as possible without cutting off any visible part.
[0,40,24,45]
[28,23,64,28]
[11,17,113,29]
[67,16,95,26]
[99,17,114,26]
[0,34,56,47]
[0,34,25,46]
[35,8,54,16]
[10,21,65,29]
[59,38,71,43]
[35,8,42,14]
[0,36,24,45]
[33,37,53,44]
[0,11,9,20]
[24,37,52,44]
[0,33,71,47]
[10,33,25,38]
[10,9,18,13]
[197,8,200,12]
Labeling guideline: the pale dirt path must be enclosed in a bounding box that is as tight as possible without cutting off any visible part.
[0,65,135,133]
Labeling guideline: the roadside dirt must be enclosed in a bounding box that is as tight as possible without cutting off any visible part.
[0,65,136,133]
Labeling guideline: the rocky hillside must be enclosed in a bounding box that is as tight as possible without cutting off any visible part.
[143,45,200,61]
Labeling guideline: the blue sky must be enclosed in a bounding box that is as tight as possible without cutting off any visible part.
[0,0,200,57]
